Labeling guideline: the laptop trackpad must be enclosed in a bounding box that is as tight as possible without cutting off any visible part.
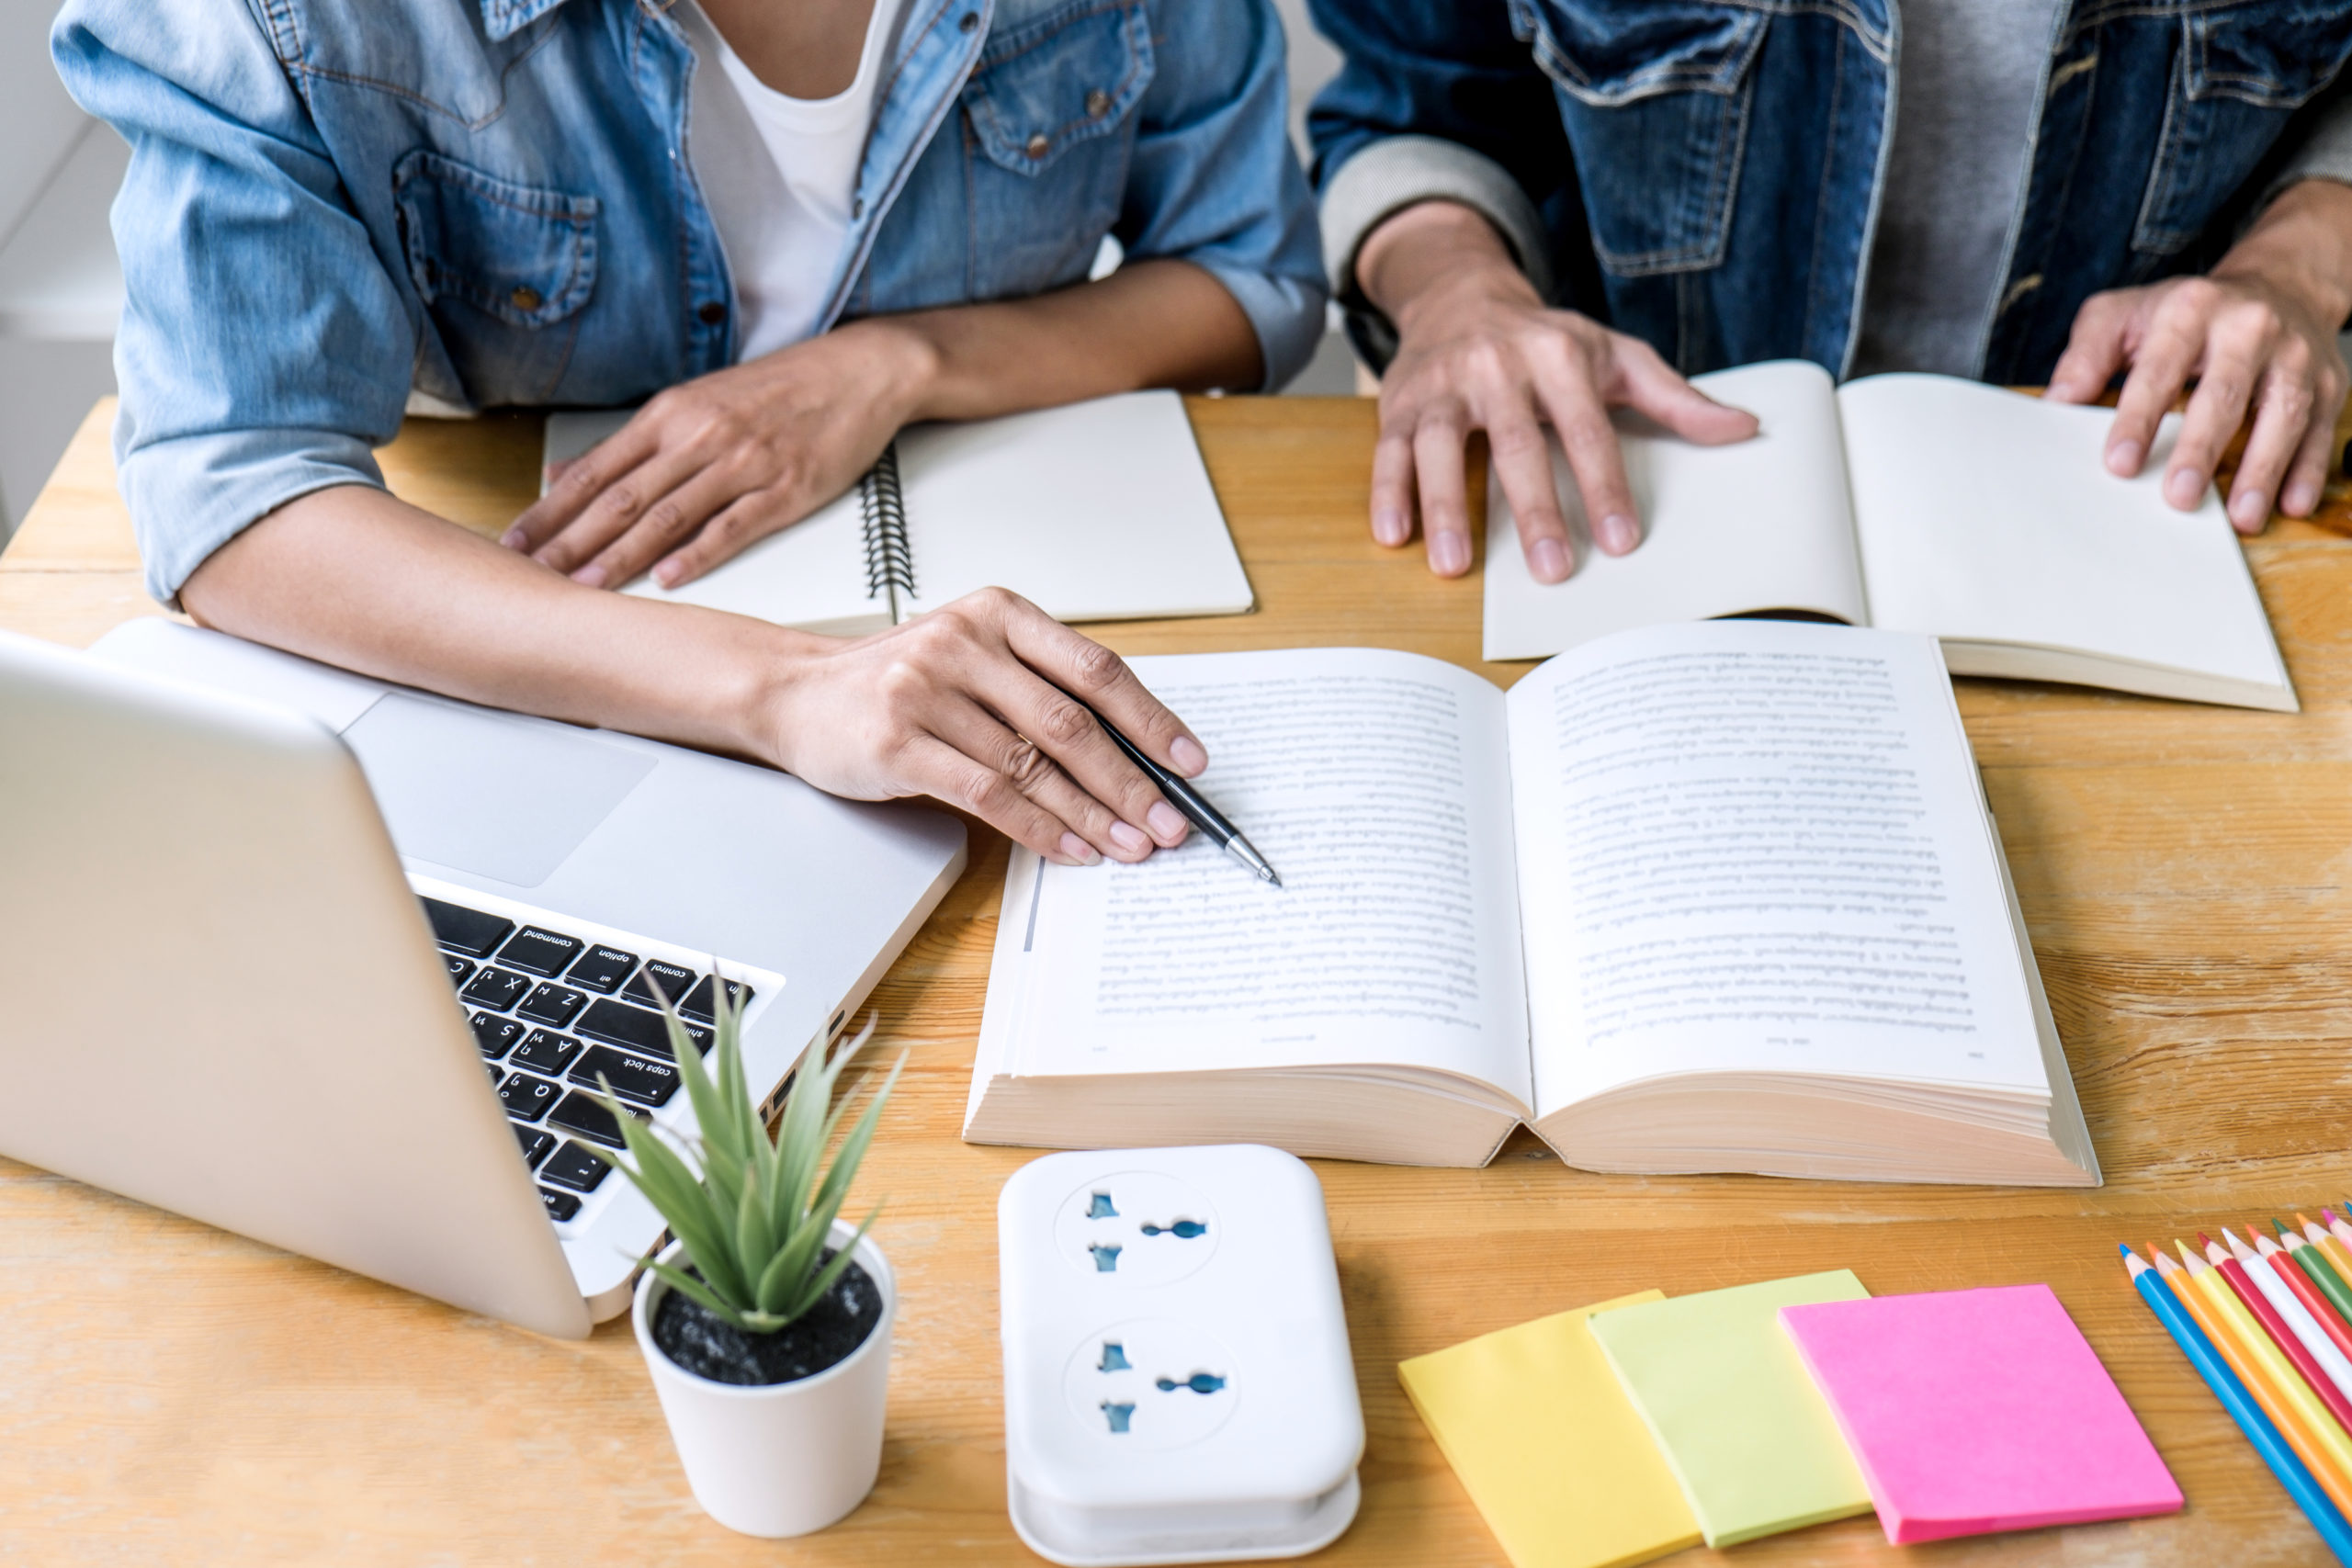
[340,694,658,888]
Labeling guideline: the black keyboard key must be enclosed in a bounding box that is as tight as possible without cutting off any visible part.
[515,982,587,1029]
[566,945,639,995]
[512,1029,585,1076]
[570,1045,683,1108]
[499,1072,561,1122]
[679,976,755,1022]
[514,1126,556,1168]
[625,961,700,1010]
[538,1187,582,1222]
[459,966,533,1011]
[421,897,514,959]
[547,1090,644,1149]
[497,926,584,978]
[469,1010,526,1059]
[576,998,711,1058]
[442,954,477,987]
[539,1140,612,1193]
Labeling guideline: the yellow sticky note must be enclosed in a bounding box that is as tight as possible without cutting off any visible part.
[1398,1292,1703,1568]
[1587,1270,1874,1548]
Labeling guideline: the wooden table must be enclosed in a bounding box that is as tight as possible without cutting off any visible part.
[7,396,2352,1566]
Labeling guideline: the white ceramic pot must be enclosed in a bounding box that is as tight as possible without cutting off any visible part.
[632,1222,895,1537]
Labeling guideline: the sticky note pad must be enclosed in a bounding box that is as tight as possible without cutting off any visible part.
[1586,1270,1874,1547]
[1778,1283,2183,1543]
[1398,1292,1702,1568]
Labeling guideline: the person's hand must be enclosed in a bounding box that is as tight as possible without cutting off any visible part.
[2047,178,2352,533]
[1355,200,1758,581]
[503,319,938,589]
[758,587,1205,867]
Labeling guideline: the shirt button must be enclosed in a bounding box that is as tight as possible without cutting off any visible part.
[958,10,978,30]
[1025,132,1050,159]
[697,301,728,326]
[510,285,542,311]
[1085,88,1109,118]
[853,197,865,220]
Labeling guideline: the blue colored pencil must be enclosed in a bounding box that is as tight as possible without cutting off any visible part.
[2126,1245,2352,1563]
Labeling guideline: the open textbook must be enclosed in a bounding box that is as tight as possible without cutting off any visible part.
[967,620,2100,1184]
[1484,361,2294,712]
[542,389,1253,634]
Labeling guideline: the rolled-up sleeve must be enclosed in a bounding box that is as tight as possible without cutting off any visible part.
[53,0,412,607]
[1304,0,1577,367]
[1117,0,1328,391]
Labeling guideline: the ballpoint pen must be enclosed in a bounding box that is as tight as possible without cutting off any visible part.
[1085,707,1281,887]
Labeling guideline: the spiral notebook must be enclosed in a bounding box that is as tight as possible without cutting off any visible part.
[542,390,1254,633]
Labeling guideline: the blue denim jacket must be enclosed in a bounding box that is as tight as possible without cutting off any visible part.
[53,0,1326,604]
[1307,0,2352,383]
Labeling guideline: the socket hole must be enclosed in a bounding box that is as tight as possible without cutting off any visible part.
[1086,1191,1118,1219]
[1097,1341,1130,1371]
[1139,1218,1207,1239]
[1088,1243,1122,1272]
[1102,1401,1136,1433]
[1155,1371,1227,1395]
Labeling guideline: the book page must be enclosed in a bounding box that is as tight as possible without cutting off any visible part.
[1839,375,2289,695]
[1482,360,1869,661]
[1506,621,2049,1116]
[1001,649,1531,1104]
[895,390,1254,623]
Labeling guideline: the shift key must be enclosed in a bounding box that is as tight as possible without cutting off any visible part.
[570,1045,684,1109]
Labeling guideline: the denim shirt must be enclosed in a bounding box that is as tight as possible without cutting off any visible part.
[1306,0,2352,384]
[52,0,1326,605]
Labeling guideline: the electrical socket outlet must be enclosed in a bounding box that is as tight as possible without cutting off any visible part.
[1000,1145,1363,1566]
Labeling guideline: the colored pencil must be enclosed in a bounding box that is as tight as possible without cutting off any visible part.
[2326,1209,2352,1259]
[2284,1224,2352,1328]
[2226,1229,2352,1410]
[2127,1248,2352,1563]
[2258,1229,2352,1360]
[2204,1232,2352,1428]
[2159,1243,2352,1514]
[2304,1214,2352,1288]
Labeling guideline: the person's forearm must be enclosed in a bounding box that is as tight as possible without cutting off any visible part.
[1355,199,1536,324]
[2217,178,2352,329]
[868,258,1262,423]
[181,485,797,754]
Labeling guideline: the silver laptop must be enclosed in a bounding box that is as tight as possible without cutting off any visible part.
[0,620,965,1337]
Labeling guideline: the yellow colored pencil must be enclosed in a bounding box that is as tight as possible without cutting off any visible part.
[2299,1213,2352,1287]
[2172,1241,2352,1513]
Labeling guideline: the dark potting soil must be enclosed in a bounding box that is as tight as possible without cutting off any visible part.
[653,1254,882,1387]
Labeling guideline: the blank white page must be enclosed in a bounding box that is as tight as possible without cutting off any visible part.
[1839,376,2289,693]
[1506,621,2048,1116]
[897,390,1253,623]
[1007,649,1532,1103]
[1483,360,1869,660]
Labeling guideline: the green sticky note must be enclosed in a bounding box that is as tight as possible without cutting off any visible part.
[1586,1270,1873,1548]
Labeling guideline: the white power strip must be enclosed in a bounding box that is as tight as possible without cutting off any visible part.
[998,1145,1363,1566]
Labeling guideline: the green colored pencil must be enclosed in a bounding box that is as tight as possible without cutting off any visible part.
[2278,1221,2352,1328]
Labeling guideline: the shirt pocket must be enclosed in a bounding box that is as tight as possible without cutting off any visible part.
[1513,0,1766,275]
[958,0,1156,297]
[2134,0,2352,254]
[392,150,600,405]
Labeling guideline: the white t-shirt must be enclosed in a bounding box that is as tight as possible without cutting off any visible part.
[677,0,909,362]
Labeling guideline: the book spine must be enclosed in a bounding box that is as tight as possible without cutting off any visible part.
[859,442,914,618]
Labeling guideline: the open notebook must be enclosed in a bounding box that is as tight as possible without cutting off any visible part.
[542,390,1253,633]
[967,620,2099,1184]
[1484,361,2294,712]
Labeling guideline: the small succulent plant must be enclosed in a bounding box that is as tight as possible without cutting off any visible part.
[592,984,901,1334]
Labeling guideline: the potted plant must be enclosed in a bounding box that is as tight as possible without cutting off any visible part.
[592,990,904,1538]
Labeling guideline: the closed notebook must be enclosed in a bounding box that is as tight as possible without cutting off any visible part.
[544,389,1254,633]
[1396,1292,1702,1568]
[1777,1283,2183,1544]
[1586,1269,1875,1548]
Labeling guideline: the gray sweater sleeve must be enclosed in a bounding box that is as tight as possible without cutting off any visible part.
[2273,90,2352,195]
[1318,135,1555,368]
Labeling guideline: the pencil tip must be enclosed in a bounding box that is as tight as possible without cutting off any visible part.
[2198,1231,2214,1248]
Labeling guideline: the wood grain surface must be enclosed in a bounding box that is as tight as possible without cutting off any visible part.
[6,394,2352,1564]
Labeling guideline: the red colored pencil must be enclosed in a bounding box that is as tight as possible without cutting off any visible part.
[2257,1227,2352,1359]
[2203,1233,2352,1434]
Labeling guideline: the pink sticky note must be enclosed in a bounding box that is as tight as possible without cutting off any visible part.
[1778,1283,2182,1544]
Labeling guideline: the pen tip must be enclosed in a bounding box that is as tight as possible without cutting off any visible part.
[1266,871,1283,888]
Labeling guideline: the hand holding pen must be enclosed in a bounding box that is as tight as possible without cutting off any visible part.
[1080,701,1281,887]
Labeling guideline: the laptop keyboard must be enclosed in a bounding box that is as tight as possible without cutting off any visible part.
[416,890,762,1231]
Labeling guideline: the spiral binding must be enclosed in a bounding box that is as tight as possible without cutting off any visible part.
[859,442,915,611]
